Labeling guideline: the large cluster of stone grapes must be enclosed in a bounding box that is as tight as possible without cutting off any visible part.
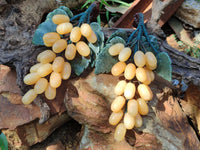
[22,14,97,104]
[108,43,157,141]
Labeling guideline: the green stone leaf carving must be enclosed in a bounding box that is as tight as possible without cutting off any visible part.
[156,52,172,81]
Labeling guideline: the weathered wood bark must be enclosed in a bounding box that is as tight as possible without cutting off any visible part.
[2,112,69,150]
[0,0,200,150]
[147,0,177,38]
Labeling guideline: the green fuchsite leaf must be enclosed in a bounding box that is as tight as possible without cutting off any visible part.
[106,29,128,44]
[89,22,104,67]
[32,20,57,45]
[95,29,127,74]
[32,6,73,46]
[59,6,73,18]
[141,35,159,55]
[109,36,126,45]
[0,133,8,150]
[89,39,101,67]
[90,22,101,31]
[149,35,159,50]
[95,45,118,74]
[90,22,104,50]
[70,55,91,76]
[46,6,73,22]
[156,52,172,81]
[46,8,68,21]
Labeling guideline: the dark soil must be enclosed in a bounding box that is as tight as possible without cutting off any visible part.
[30,119,82,150]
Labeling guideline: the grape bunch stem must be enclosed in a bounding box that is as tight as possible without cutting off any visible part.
[127,13,159,55]
[70,3,97,26]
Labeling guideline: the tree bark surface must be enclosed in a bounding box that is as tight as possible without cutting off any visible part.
[0,0,200,150]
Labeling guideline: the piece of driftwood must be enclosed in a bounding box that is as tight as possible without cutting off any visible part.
[181,85,200,135]
[2,112,69,149]
[168,17,194,47]
[114,0,184,28]
[147,0,178,38]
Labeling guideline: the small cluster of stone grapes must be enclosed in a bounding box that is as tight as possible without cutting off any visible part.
[22,14,97,104]
[108,43,157,141]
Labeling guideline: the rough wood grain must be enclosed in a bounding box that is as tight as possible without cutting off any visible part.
[114,0,184,29]
[0,64,69,130]
[2,112,70,149]
[147,0,177,38]
[180,85,200,135]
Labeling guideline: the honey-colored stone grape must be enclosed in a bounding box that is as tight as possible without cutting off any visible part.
[70,27,81,43]
[111,61,126,76]
[52,39,67,53]
[124,63,136,80]
[118,47,131,62]
[52,57,65,73]
[137,98,149,115]
[137,84,153,101]
[37,50,56,64]
[34,78,48,94]
[143,68,152,85]
[127,99,138,117]
[123,113,135,129]
[114,123,126,142]
[61,62,71,80]
[124,82,136,99]
[56,22,73,35]
[114,80,127,96]
[149,70,155,81]
[80,23,92,37]
[134,50,146,67]
[43,32,60,47]
[86,31,97,43]
[111,96,126,113]
[135,114,143,128]
[65,44,76,60]
[30,63,43,73]
[108,43,124,56]
[23,73,40,85]
[45,84,56,100]
[22,89,37,105]
[136,67,147,83]
[109,110,124,126]
[50,72,62,88]
[76,41,90,57]
[37,63,52,77]
[52,14,69,24]
[145,52,157,70]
